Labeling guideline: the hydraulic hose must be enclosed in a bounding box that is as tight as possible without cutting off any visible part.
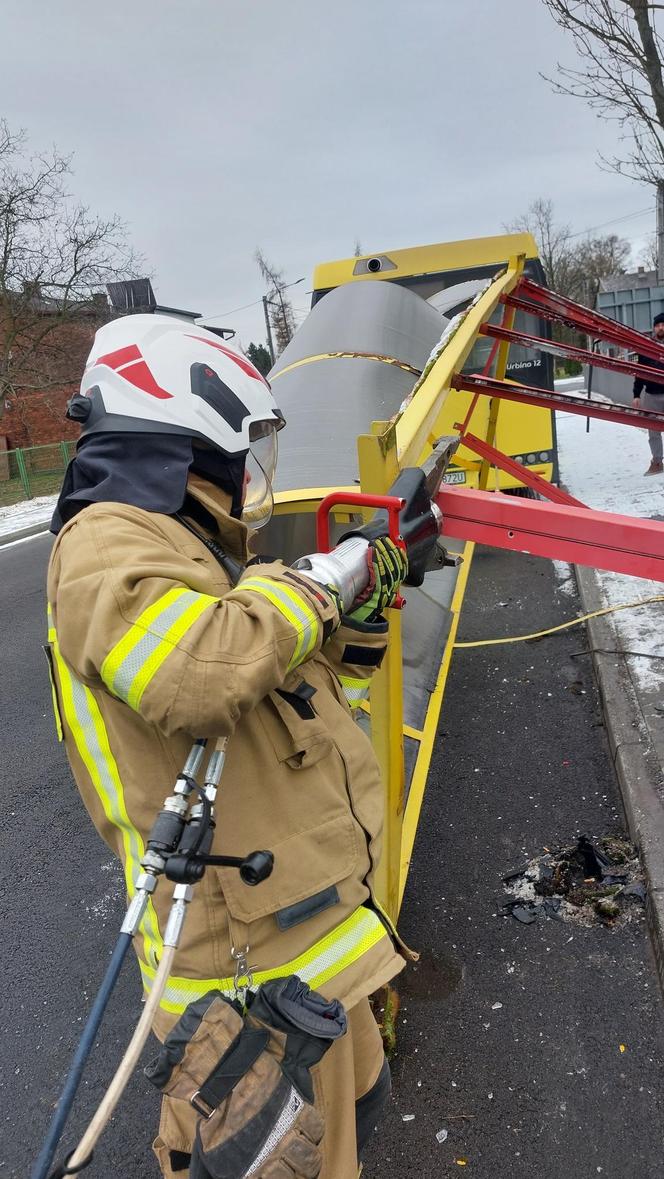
[31,931,133,1179]
[62,942,178,1175]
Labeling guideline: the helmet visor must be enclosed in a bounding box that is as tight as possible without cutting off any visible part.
[242,420,279,529]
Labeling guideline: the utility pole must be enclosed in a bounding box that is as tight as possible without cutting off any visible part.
[262,295,276,366]
[261,277,305,363]
[658,180,664,284]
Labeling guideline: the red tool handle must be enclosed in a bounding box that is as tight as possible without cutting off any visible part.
[315,491,407,610]
[315,491,406,552]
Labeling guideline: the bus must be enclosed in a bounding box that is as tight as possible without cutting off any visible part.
[310,232,557,490]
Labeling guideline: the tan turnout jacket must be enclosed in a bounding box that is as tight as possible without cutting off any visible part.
[46,476,406,1035]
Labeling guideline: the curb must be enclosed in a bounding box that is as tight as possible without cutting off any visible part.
[0,521,50,548]
[575,563,664,993]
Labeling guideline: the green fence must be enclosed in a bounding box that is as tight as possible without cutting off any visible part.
[0,441,75,507]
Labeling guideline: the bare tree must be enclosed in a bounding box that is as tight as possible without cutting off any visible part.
[254,249,297,355]
[506,197,631,301]
[506,197,581,296]
[575,231,632,301]
[541,0,664,184]
[640,229,659,266]
[0,120,143,424]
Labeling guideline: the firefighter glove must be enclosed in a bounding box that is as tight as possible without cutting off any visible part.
[145,975,347,1179]
[347,536,408,624]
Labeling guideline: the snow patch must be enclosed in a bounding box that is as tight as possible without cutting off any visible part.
[0,494,57,538]
[552,559,576,597]
[557,412,664,698]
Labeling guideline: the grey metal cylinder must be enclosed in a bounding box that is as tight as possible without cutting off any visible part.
[269,280,445,493]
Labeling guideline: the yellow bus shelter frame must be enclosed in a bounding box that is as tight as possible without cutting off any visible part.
[272,256,525,923]
[357,256,525,919]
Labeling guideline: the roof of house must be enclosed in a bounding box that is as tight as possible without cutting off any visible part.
[599,268,658,293]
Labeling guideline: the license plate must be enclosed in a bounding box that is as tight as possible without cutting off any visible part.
[442,470,466,485]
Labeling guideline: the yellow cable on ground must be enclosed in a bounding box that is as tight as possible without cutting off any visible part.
[453,595,664,649]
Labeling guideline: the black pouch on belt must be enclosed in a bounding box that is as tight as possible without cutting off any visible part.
[145,975,347,1179]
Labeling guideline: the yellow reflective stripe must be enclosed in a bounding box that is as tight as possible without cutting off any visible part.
[233,576,319,671]
[338,674,371,709]
[124,594,216,711]
[101,587,219,711]
[102,588,188,683]
[49,625,162,968]
[139,906,389,1015]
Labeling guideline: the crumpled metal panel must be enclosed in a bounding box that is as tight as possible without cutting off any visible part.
[269,281,444,492]
[257,276,460,791]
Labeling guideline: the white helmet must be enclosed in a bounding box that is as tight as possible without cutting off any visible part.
[67,313,285,527]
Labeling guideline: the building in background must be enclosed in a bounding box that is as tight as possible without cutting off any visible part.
[586,268,664,402]
[597,267,664,334]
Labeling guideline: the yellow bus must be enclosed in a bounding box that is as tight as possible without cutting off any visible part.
[311,232,557,490]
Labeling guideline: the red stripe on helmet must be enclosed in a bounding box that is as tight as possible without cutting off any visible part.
[95,344,172,399]
[120,359,173,400]
[96,344,142,370]
[186,335,269,386]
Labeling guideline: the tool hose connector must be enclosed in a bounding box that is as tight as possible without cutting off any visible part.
[293,536,370,613]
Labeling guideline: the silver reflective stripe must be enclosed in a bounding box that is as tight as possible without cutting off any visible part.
[107,590,206,701]
[61,666,162,967]
[234,576,318,670]
[139,906,388,1014]
[338,675,371,708]
[244,1085,305,1176]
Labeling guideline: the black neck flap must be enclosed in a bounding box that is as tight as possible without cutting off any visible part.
[50,433,247,535]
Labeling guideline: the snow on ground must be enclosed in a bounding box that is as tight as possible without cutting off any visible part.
[555,376,586,389]
[0,494,56,539]
[557,409,664,696]
[551,559,576,597]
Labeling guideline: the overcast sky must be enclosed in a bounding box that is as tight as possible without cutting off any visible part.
[1,0,655,346]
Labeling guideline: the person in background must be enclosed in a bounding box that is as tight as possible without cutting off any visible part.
[633,311,664,475]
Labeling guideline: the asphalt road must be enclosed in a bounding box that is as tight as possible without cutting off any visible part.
[2,535,664,1178]
[364,545,664,1179]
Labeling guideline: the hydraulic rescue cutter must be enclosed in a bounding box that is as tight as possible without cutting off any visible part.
[295,437,463,609]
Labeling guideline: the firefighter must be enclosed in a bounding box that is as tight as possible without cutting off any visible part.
[46,313,410,1178]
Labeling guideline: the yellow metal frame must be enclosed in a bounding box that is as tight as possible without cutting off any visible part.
[356,257,524,919]
[273,252,526,921]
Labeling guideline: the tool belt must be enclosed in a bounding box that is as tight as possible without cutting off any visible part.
[145,976,347,1179]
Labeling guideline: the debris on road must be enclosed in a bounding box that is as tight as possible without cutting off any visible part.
[436,1128,448,1143]
[502,834,645,927]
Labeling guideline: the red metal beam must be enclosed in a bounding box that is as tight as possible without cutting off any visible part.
[459,432,586,507]
[481,322,664,386]
[436,486,664,581]
[451,372,664,432]
[506,277,664,364]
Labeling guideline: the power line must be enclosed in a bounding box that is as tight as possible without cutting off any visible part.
[203,296,265,320]
[568,205,653,239]
[204,279,310,323]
